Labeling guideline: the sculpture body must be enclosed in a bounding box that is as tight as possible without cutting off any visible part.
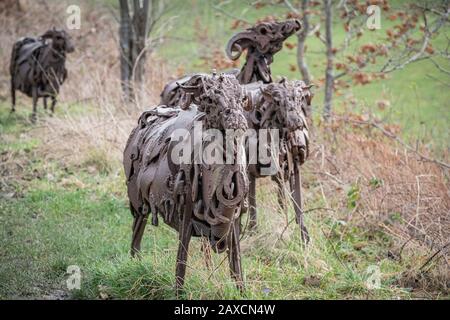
[10,28,74,120]
[124,74,249,294]
[244,79,312,242]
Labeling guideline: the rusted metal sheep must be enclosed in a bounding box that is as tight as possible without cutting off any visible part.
[160,20,313,243]
[244,79,313,243]
[10,28,74,121]
[123,74,250,294]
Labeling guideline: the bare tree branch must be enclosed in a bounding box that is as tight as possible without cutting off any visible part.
[429,57,450,75]
[381,6,449,73]
[323,0,333,120]
[284,0,312,84]
[212,3,251,25]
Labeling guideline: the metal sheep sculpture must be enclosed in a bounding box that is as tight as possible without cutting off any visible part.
[10,28,74,121]
[123,74,250,294]
[244,79,312,243]
[160,20,313,243]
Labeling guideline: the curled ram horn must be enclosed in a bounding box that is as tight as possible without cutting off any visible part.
[226,30,257,60]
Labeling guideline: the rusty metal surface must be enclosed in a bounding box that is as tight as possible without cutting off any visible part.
[245,79,312,171]
[124,74,249,293]
[226,19,301,84]
[10,28,74,120]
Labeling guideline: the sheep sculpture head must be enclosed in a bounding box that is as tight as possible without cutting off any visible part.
[247,79,313,165]
[179,74,249,131]
[226,19,302,83]
[41,28,75,54]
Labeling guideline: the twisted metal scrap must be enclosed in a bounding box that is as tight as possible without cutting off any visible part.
[246,79,311,165]
[226,19,301,84]
[124,74,249,294]
[10,28,74,120]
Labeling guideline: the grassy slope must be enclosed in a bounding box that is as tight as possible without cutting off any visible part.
[0,107,419,299]
[154,0,449,152]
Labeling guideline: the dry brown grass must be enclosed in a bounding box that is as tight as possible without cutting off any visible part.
[0,0,172,167]
[307,119,449,246]
[300,117,450,292]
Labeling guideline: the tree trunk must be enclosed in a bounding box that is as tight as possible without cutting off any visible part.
[119,0,150,102]
[119,0,132,101]
[323,0,334,120]
[132,0,150,84]
[297,0,311,85]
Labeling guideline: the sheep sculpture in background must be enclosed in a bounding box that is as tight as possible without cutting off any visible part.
[10,28,74,121]
[123,74,250,294]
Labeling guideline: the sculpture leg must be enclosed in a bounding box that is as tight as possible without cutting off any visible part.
[43,97,47,110]
[31,86,38,123]
[176,191,193,297]
[272,174,286,210]
[290,164,310,244]
[228,218,244,292]
[248,175,257,231]
[11,80,16,113]
[131,211,148,257]
[50,96,57,114]
[175,220,192,297]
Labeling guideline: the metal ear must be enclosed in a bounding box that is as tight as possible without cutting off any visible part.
[179,79,206,107]
[279,77,288,87]
[41,30,54,39]
[178,82,201,94]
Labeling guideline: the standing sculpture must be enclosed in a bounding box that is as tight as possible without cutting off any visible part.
[244,79,312,243]
[10,28,74,121]
[160,20,312,243]
[123,74,249,294]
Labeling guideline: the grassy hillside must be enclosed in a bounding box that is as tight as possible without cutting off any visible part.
[0,108,425,299]
[0,0,448,300]
[1,102,448,299]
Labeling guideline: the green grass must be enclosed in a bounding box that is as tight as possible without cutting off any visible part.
[0,183,415,299]
[0,107,419,300]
